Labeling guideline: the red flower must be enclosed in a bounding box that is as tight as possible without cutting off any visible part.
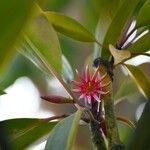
[72,66,110,104]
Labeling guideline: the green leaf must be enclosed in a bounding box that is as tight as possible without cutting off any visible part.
[128,27,150,53]
[114,78,138,105]
[93,0,123,58]
[94,13,111,58]
[62,55,74,83]
[136,0,150,27]
[22,5,78,104]
[124,64,150,99]
[44,11,96,42]
[127,101,150,150]
[0,87,6,95]
[25,13,62,74]
[0,0,35,73]
[101,0,147,59]
[19,39,50,76]
[23,12,76,102]
[0,118,57,149]
[0,53,47,90]
[45,108,84,150]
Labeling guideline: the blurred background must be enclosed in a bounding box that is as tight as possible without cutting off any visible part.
[0,0,150,149]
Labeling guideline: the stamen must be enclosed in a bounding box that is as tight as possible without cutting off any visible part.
[97,101,100,112]
[91,68,99,81]
[100,81,111,88]
[99,73,107,82]
[98,90,109,95]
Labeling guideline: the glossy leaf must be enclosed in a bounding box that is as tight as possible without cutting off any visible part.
[19,39,50,76]
[23,11,78,104]
[136,0,150,27]
[0,0,35,73]
[44,11,96,42]
[25,13,62,74]
[101,0,147,59]
[0,118,57,149]
[20,44,74,85]
[94,13,111,58]
[62,55,74,83]
[94,0,123,58]
[127,101,150,150]
[128,28,150,53]
[124,64,150,99]
[45,108,84,150]
[114,78,138,105]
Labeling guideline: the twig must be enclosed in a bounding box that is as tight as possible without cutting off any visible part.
[41,95,75,104]
[44,114,68,122]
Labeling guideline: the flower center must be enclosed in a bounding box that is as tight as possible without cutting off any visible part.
[86,82,94,92]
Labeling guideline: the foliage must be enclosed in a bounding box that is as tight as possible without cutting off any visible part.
[0,0,150,150]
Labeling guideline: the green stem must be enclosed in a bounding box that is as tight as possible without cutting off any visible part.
[104,94,124,150]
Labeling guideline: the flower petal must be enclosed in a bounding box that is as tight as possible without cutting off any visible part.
[79,93,86,99]
[76,69,86,82]
[92,94,100,102]
[86,95,92,104]
[71,80,83,87]
[71,89,82,93]
[85,65,90,82]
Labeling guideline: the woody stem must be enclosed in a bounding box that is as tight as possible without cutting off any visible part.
[90,100,107,150]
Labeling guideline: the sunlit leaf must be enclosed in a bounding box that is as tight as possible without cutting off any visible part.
[44,11,96,42]
[20,44,74,84]
[19,39,50,76]
[124,64,150,99]
[0,118,57,149]
[23,9,78,104]
[0,0,35,73]
[93,0,123,58]
[94,14,111,58]
[45,108,84,150]
[101,0,147,59]
[109,44,131,65]
[25,13,62,74]
[127,101,150,150]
